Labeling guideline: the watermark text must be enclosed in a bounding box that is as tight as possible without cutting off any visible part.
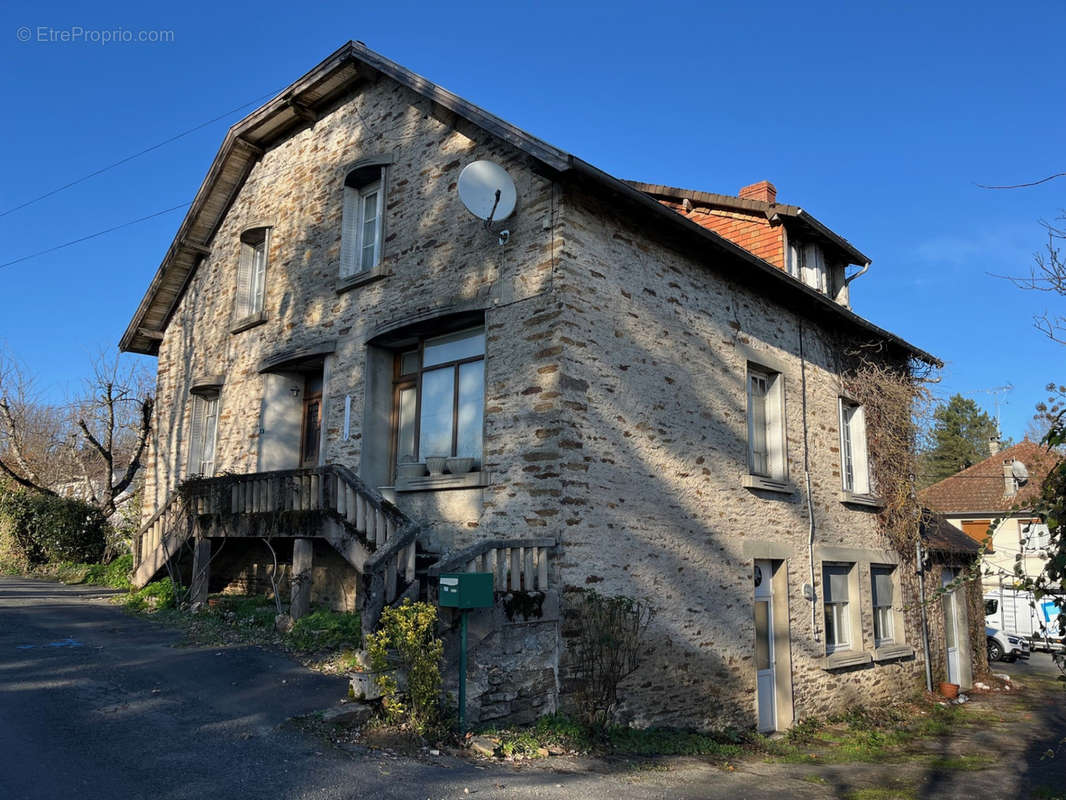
[16,26,175,44]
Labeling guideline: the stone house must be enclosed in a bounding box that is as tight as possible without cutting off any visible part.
[122,42,944,732]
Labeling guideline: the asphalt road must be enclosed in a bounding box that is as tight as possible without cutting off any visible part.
[0,577,748,800]
[4,577,1064,800]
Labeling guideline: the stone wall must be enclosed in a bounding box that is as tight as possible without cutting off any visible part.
[544,186,926,729]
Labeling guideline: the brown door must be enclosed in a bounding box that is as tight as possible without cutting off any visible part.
[300,374,323,467]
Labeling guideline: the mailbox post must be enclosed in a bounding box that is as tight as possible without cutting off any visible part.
[438,572,495,732]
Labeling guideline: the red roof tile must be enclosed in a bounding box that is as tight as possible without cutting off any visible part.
[919,440,1062,514]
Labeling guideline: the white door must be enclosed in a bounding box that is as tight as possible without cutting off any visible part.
[942,568,960,685]
[754,560,776,732]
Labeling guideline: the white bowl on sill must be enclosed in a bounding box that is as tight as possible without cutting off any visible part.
[425,456,448,476]
[446,457,474,475]
[396,462,427,480]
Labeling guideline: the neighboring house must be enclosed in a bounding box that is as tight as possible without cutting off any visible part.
[121,42,943,731]
[918,510,988,692]
[921,439,1060,592]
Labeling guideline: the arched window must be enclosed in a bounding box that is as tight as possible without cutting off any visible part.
[340,163,387,276]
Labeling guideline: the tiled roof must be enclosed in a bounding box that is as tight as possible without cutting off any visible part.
[920,509,980,554]
[919,440,1062,514]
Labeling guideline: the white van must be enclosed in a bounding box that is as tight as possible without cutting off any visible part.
[984,588,1064,652]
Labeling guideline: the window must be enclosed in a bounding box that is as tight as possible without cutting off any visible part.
[341,165,386,277]
[235,228,269,321]
[787,241,828,293]
[871,565,895,646]
[1021,520,1051,551]
[839,399,871,495]
[747,366,785,481]
[823,563,852,652]
[187,392,219,477]
[393,327,485,470]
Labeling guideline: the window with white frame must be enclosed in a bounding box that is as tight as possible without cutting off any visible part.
[187,392,220,477]
[393,327,485,472]
[839,399,871,495]
[871,565,895,646]
[747,366,786,480]
[787,240,828,294]
[823,563,852,652]
[235,227,269,321]
[341,164,386,277]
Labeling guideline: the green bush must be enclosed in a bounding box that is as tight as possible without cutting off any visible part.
[366,599,444,736]
[286,608,362,652]
[125,577,182,611]
[0,489,108,566]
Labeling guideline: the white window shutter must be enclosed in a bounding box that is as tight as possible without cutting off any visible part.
[187,396,204,477]
[340,186,359,277]
[853,404,870,494]
[766,375,784,479]
[251,230,268,314]
[235,241,253,319]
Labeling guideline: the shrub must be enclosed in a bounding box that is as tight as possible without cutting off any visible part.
[571,589,654,727]
[0,489,108,566]
[365,599,444,736]
[125,577,182,611]
[287,608,363,652]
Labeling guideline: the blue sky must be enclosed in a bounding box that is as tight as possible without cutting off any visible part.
[1,0,1063,441]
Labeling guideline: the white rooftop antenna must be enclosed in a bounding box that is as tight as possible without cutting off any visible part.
[975,384,1013,436]
[457,160,517,245]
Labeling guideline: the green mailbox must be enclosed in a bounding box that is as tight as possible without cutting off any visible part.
[438,572,495,609]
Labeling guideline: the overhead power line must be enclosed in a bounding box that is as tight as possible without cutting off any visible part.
[0,203,190,271]
[976,172,1066,190]
[0,89,281,219]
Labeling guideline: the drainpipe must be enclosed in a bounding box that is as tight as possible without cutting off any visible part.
[844,261,871,286]
[798,320,819,641]
[916,537,933,693]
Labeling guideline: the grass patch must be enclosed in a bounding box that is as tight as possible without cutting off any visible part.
[925,752,998,771]
[479,713,745,760]
[844,788,917,800]
[124,589,361,666]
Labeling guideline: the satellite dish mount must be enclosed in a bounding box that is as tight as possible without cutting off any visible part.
[457,161,517,246]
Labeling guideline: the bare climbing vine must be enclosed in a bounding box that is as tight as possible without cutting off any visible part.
[841,352,935,555]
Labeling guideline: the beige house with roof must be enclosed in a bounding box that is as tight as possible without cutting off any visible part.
[122,42,944,731]
[921,440,1060,591]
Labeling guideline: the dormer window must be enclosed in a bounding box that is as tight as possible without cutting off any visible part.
[341,164,386,277]
[787,241,828,294]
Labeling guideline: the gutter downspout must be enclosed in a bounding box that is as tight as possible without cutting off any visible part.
[916,537,934,693]
[798,320,819,642]
[844,261,871,286]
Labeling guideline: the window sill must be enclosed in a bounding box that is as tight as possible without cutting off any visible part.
[839,491,884,509]
[822,649,872,670]
[231,312,267,334]
[743,474,794,495]
[872,643,914,662]
[394,471,488,493]
[336,266,389,294]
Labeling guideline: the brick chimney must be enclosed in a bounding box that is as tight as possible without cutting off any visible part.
[738,180,777,204]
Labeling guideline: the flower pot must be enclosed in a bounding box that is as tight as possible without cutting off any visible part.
[446,456,474,474]
[425,456,448,476]
[939,681,960,699]
[396,461,427,480]
[348,669,396,701]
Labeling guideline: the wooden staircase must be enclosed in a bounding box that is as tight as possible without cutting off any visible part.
[131,465,425,627]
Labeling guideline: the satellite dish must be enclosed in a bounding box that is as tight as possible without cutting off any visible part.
[457,161,517,224]
[1011,460,1029,485]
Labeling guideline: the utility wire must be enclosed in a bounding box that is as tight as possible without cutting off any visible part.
[0,90,281,219]
[976,172,1066,190]
[0,203,190,271]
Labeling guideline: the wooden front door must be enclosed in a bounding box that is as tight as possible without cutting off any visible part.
[300,374,323,468]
